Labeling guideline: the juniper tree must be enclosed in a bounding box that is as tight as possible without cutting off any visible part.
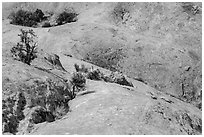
[11,29,38,65]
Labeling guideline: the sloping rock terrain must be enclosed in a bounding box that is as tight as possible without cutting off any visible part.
[2,2,202,135]
[32,80,202,135]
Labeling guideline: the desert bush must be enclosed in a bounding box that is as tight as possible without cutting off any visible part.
[32,9,45,22]
[16,105,54,134]
[44,79,72,112]
[2,91,26,134]
[74,64,80,72]
[181,3,201,15]
[9,9,45,27]
[86,69,104,80]
[71,72,86,93]
[74,64,88,73]
[112,3,130,24]
[71,72,86,88]
[81,64,89,73]
[24,79,73,110]
[103,72,115,82]
[114,74,134,87]
[56,10,78,25]
[2,78,74,134]
[26,106,55,124]
[13,92,26,121]
[11,29,38,65]
[9,9,36,27]
[10,79,73,121]
[53,106,68,120]
[73,64,133,87]
[2,109,18,134]
[74,64,103,80]
[28,106,48,124]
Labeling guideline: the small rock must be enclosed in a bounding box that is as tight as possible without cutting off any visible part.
[160,97,174,104]
[151,96,157,100]
[184,66,191,71]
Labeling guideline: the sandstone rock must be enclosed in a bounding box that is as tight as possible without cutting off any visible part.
[44,53,66,71]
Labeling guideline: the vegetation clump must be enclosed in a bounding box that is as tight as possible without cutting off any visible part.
[56,9,78,25]
[181,2,201,15]
[9,9,45,27]
[71,72,86,94]
[74,64,88,73]
[2,78,76,134]
[74,64,133,87]
[11,29,38,65]
[111,3,130,24]
[86,68,104,81]
[8,8,78,27]
[2,91,26,134]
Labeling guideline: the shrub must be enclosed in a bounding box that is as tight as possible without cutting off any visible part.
[114,74,133,87]
[11,29,38,65]
[74,64,80,72]
[74,64,88,73]
[181,3,201,15]
[56,10,78,25]
[32,9,45,22]
[28,106,48,124]
[103,72,115,82]
[111,3,129,24]
[87,69,104,80]
[2,91,26,134]
[73,64,133,87]
[71,72,86,93]
[9,9,35,27]
[9,9,45,27]
[74,64,103,80]
[24,79,73,110]
[53,106,68,120]
[2,78,74,134]
[13,92,26,121]
[2,109,18,134]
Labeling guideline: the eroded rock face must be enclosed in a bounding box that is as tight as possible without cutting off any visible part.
[44,53,67,71]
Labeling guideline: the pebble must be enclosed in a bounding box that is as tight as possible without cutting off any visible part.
[151,96,157,100]
[184,66,191,71]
